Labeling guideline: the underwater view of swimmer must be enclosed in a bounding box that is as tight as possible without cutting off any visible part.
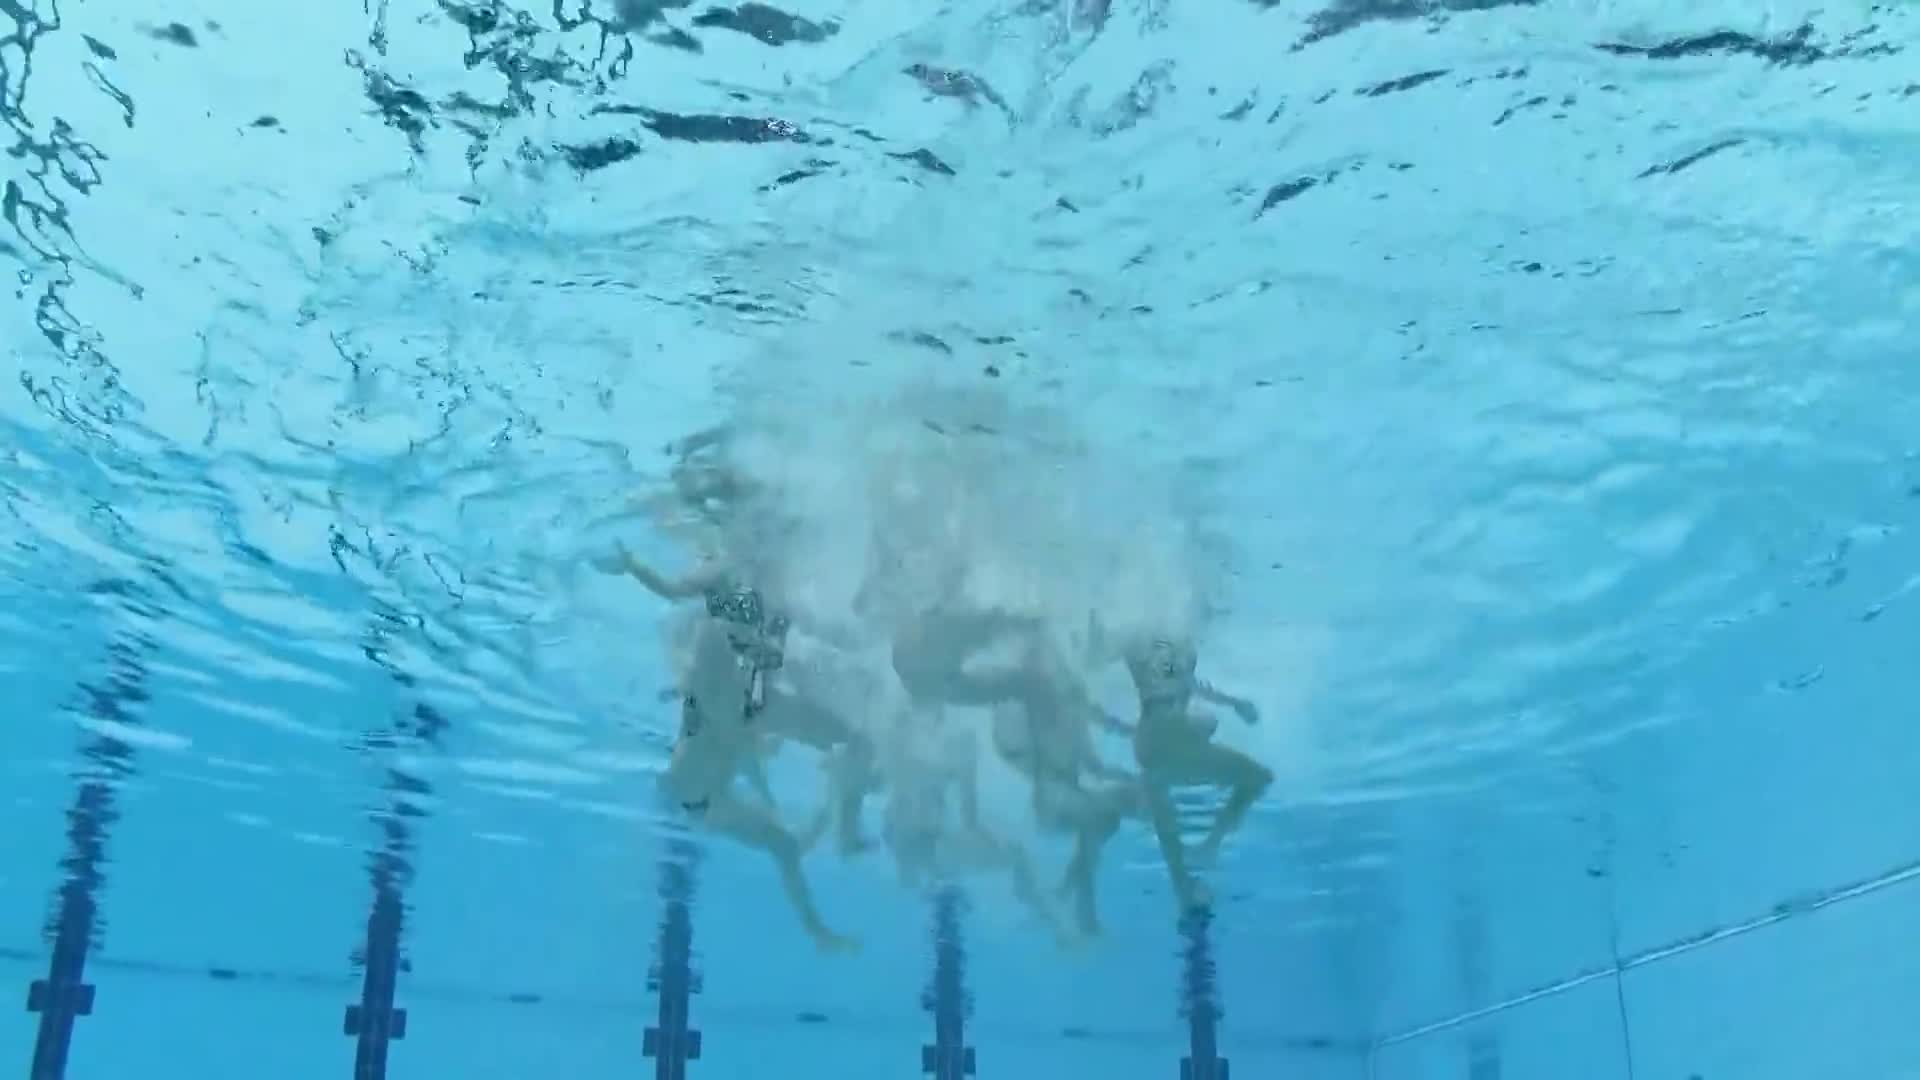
[595,387,1275,950]
[1120,636,1271,913]
[591,544,859,953]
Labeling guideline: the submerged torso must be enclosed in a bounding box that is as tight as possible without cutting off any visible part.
[1127,640,1211,760]
[664,613,758,805]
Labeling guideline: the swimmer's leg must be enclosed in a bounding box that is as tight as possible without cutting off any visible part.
[1054,785,1130,936]
[1172,741,1274,869]
[757,688,882,853]
[740,733,781,808]
[1142,781,1209,914]
[667,424,730,459]
[1002,837,1076,947]
[891,612,1052,707]
[758,687,855,752]
[950,821,1073,946]
[952,732,984,833]
[797,796,834,854]
[827,740,880,855]
[703,789,859,954]
[893,647,1039,707]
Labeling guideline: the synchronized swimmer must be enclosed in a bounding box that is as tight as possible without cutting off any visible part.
[595,423,1272,951]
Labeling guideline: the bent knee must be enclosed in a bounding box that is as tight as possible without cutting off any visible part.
[1222,754,1273,792]
[765,829,801,860]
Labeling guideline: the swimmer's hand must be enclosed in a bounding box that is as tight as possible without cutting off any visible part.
[595,549,711,600]
[589,542,634,575]
[1196,679,1259,725]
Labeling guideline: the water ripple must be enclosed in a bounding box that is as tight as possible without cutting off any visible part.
[1,0,1917,977]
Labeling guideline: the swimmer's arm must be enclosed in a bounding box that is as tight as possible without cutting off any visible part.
[667,425,729,458]
[593,545,720,600]
[799,618,865,651]
[1195,679,1260,724]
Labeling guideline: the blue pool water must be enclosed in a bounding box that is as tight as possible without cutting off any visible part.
[4,1,1920,1077]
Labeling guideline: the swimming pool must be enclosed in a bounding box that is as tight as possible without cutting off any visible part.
[4,1,1919,1077]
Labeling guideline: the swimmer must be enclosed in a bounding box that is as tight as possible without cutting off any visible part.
[852,534,1058,712]
[600,543,789,706]
[886,607,1059,708]
[661,425,754,526]
[1121,636,1271,914]
[860,587,1137,934]
[988,636,1141,936]
[818,706,1075,946]
[593,545,857,953]
[752,655,886,855]
[618,426,748,557]
[628,427,884,846]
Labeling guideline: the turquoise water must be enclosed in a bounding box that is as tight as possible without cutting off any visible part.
[5,2,1920,1078]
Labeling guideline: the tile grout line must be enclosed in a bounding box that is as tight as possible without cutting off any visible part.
[1372,853,1920,1053]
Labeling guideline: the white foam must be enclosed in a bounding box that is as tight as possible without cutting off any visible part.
[714,370,1208,660]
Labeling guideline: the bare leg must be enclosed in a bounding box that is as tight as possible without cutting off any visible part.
[1142,782,1209,913]
[939,821,1074,947]
[1000,836,1076,947]
[740,734,779,808]
[756,687,881,854]
[1171,741,1274,869]
[1056,789,1129,936]
[702,789,859,953]
[758,687,856,752]
[797,796,835,854]
[951,735,984,833]
[829,741,879,855]
[891,612,1050,707]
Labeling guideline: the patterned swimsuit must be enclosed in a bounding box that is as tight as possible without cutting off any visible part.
[1131,639,1197,713]
[676,582,788,771]
[704,583,789,681]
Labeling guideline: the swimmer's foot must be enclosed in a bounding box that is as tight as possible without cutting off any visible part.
[1074,901,1104,940]
[836,825,877,857]
[810,928,862,955]
[1176,878,1213,915]
[589,542,635,575]
[1053,925,1094,955]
